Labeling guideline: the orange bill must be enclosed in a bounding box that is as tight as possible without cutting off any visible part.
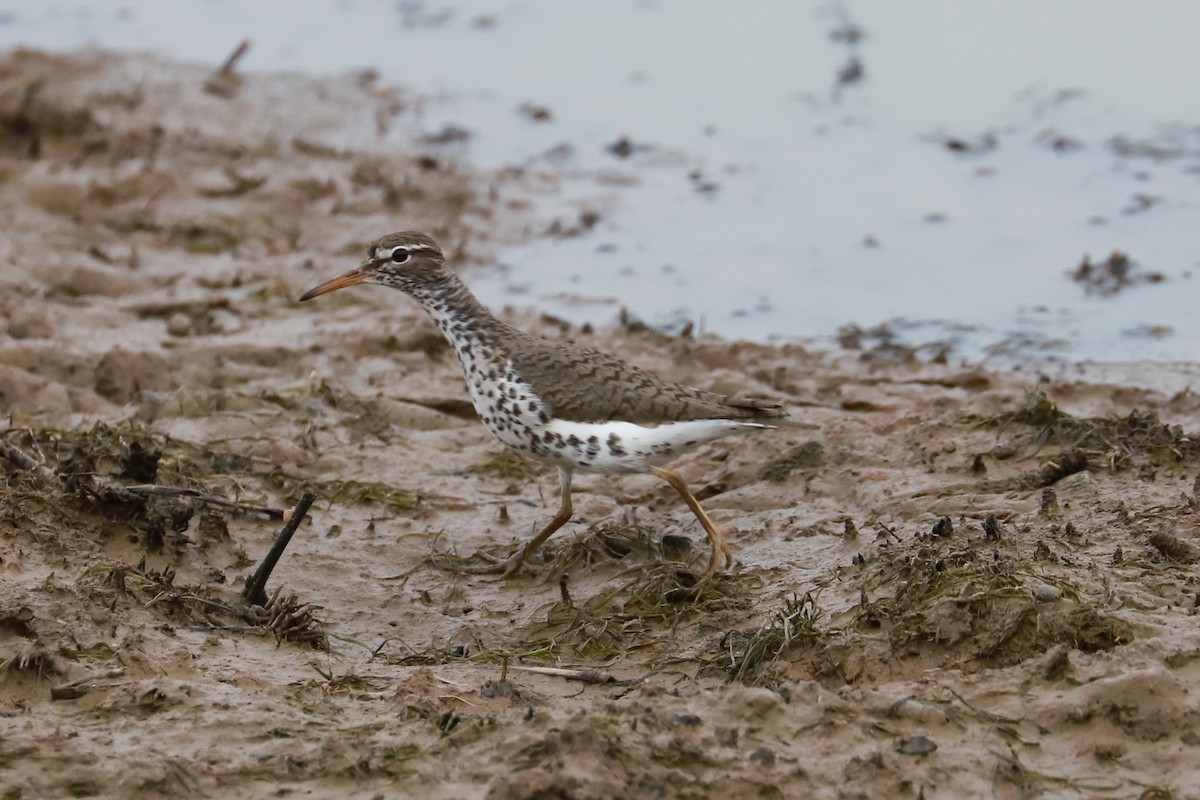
[298,264,373,301]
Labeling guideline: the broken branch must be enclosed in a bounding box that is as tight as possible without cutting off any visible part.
[243,493,315,605]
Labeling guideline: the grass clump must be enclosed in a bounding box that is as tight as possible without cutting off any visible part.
[852,527,1133,667]
[721,592,824,685]
[984,390,1199,463]
[507,521,747,661]
[263,469,422,512]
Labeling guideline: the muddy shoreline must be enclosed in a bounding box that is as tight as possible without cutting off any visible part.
[3,49,1200,799]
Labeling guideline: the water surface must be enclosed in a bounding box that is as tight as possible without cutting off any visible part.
[3,0,1197,365]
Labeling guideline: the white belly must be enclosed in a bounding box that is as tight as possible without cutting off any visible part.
[456,353,769,473]
[528,417,770,474]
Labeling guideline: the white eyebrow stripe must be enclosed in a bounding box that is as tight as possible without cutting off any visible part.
[373,241,433,258]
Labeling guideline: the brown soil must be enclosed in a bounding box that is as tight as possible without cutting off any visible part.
[4,49,1200,800]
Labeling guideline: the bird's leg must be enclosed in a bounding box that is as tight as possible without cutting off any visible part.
[498,466,574,578]
[649,465,733,579]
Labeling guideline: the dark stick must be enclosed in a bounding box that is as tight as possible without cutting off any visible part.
[204,39,251,98]
[243,493,315,606]
[217,39,251,76]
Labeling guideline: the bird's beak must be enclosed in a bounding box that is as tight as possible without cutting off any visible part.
[298,261,375,301]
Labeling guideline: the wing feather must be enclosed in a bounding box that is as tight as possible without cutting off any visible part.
[507,336,785,424]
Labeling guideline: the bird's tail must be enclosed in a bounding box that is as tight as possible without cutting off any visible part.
[721,396,789,422]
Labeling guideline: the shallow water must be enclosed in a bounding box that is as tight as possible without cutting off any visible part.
[3,0,1198,363]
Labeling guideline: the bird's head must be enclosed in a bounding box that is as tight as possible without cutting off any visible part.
[299,231,448,301]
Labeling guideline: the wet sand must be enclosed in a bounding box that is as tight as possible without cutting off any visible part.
[3,49,1200,799]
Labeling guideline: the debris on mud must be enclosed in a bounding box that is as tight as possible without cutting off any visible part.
[1069,250,1166,296]
[4,47,1200,800]
[983,390,1199,463]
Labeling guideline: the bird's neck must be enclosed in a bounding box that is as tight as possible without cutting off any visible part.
[410,273,512,361]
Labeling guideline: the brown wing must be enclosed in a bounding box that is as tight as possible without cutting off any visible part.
[507,335,785,424]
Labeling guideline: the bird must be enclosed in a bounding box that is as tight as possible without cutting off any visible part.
[299,231,785,579]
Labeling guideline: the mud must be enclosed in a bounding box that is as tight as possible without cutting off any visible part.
[3,49,1200,799]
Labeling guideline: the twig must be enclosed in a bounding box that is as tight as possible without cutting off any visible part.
[943,685,1020,724]
[0,439,37,470]
[120,483,283,519]
[50,668,126,701]
[183,625,266,635]
[243,493,315,605]
[508,665,614,684]
[217,39,251,76]
[0,440,54,479]
[204,39,251,98]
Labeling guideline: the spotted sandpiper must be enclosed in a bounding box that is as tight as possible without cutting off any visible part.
[300,232,785,578]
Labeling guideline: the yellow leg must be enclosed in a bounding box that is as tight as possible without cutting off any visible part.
[499,466,574,578]
[649,465,733,578]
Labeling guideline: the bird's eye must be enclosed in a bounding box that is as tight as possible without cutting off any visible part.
[390,247,410,264]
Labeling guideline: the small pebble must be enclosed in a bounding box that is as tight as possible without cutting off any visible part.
[749,746,776,765]
[1031,582,1062,603]
[166,312,192,337]
[888,697,948,724]
[736,686,783,717]
[897,735,937,756]
[207,308,241,334]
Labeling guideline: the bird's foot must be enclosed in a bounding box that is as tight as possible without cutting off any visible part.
[434,547,510,576]
[495,549,533,580]
[699,537,735,582]
[448,549,532,579]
